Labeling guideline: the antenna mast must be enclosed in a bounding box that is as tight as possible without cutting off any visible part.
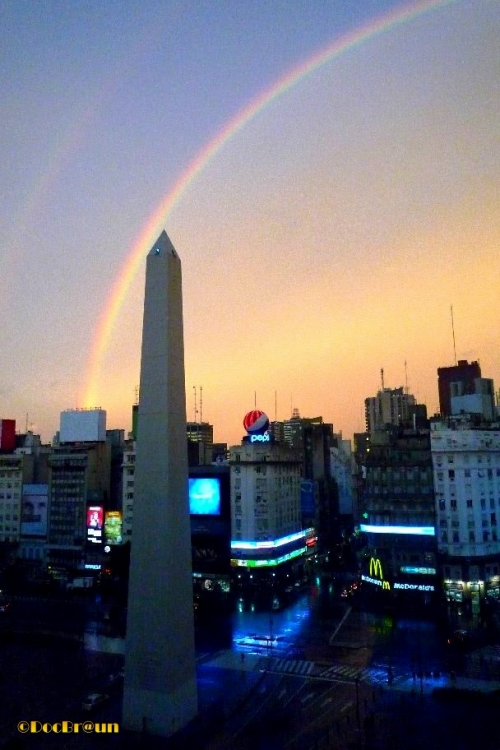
[200,386,203,423]
[451,305,457,365]
[404,360,408,394]
[193,386,198,423]
[381,368,385,390]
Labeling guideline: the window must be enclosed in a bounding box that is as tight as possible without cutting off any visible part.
[469,531,475,542]
[483,531,490,542]
[453,531,459,543]
[464,469,471,478]
[450,499,457,511]
[448,470,455,481]
[491,513,497,526]
[466,499,473,508]
[439,499,446,511]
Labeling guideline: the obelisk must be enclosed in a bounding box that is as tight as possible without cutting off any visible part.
[122,230,198,735]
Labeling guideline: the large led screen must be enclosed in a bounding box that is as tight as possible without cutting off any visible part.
[87,505,103,544]
[189,477,221,516]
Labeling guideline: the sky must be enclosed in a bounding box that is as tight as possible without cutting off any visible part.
[1,0,499,446]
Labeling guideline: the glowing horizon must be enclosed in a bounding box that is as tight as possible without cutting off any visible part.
[83,0,456,409]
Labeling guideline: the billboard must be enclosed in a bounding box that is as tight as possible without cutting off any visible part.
[21,484,48,537]
[87,505,103,544]
[60,409,106,443]
[104,511,123,545]
[189,477,221,516]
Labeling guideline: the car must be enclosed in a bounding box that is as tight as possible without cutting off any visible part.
[81,693,109,711]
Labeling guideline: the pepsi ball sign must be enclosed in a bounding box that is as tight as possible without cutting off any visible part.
[243,410,269,435]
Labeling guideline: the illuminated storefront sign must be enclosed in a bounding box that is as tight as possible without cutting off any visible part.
[250,433,270,443]
[394,583,435,591]
[361,557,390,590]
[400,567,436,575]
[360,524,435,536]
[231,528,314,550]
[230,547,305,567]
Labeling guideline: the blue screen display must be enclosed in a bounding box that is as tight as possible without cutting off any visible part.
[189,478,221,515]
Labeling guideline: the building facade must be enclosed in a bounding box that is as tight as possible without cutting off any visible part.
[229,438,312,592]
[358,427,438,611]
[431,421,500,614]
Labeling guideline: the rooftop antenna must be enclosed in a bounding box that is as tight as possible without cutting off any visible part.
[193,386,198,423]
[404,360,408,394]
[199,385,203,423]
[25,413,29,432]
[381,368,385,390]
[134,385,140,405]
[451,305,457,365]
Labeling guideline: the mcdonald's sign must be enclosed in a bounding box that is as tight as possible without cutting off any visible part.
[369,557,384,579]
[361,557,391,590]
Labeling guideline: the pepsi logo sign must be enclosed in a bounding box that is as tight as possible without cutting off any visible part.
[243,410,269,435]
[250,433,270,443]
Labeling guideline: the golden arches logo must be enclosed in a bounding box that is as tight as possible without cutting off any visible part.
[369,557,383,579]
[368,557,391,591]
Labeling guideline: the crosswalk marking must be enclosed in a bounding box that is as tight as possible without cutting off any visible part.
[257,654,406,686]
[266,657,315,676]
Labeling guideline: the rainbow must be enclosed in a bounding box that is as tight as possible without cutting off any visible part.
[84,0,456,407]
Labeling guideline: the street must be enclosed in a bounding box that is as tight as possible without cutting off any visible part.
[1,578,499,749]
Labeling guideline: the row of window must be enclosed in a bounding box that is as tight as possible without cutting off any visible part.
[439,497,499,511]
[442,530,498,543]
[437,468,500,480]
[440,513,497,528]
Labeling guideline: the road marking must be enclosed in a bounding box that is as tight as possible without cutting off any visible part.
[329,606,352,646]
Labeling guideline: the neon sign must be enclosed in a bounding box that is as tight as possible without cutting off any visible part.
[400,567,436,575]
[231,528,314,550]
[361,557,390,590]
[360,524,435,536]
[230,547,305,567]
[250,433,270,443]
[394,583,435,591]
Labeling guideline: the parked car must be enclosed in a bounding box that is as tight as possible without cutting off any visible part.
[82,693,109,711]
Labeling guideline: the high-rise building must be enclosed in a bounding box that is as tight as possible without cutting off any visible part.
[364,387,418,433]
[123,231,197,736]
[437,359,481,418]
[186,421,213,466]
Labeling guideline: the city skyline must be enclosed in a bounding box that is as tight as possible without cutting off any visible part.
[1,0,499,445]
